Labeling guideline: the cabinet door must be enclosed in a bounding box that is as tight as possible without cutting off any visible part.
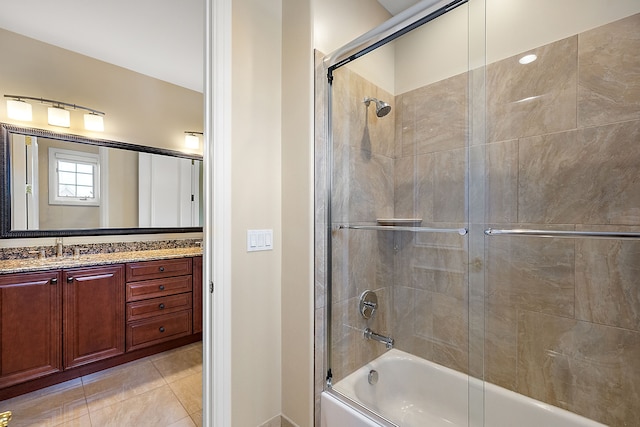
[193,256,202,334]
[63,265,125,369]
[0,271,61,388]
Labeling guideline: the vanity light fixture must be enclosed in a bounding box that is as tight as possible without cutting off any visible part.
[4,95,105,131]
[47,105,70,127]
[184,131,203,149]
[84,112,104,132]
[6,98,33,121]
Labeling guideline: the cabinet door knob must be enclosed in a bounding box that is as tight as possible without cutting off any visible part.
[50,278,58,285]
[159,327,165,333]
[159,285,165,291]
[159,303,165,309]
[159,267,165,272]
[67,277,74,283]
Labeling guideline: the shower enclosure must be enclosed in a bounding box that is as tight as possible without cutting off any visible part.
[315,0,640,426]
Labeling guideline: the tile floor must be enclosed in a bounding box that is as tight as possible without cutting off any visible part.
[0,342,202,427]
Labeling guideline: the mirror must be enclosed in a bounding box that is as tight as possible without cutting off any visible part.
[1,123,203,238]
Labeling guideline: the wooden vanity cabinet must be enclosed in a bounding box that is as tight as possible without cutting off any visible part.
[125,258,193,351]
[0,271,62,388]
[193,256,202,334]
[0,255,201,399]
[63,265,125,369]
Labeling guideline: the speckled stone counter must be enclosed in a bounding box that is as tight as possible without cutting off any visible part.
[0,247,202,274]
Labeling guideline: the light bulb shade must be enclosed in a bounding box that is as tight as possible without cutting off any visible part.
[48,107,70,127]
[84,113,104,131]
[6,99,33,121]
[184,133,200,149]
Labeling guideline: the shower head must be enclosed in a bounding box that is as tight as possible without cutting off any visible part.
[363,97,392,118]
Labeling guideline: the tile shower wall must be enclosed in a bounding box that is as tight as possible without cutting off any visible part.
[480,14,640,426]
[392,71,470,374]
[314,12,639,427]
[327,64,396,384]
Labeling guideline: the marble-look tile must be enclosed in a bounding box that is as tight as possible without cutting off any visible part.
[1,378,88,427]
[88,385,188,427]
[483,303,517,390]
[485,140,518,223]
[151,345,202,384]
[575,233,640,331]
[517,311,640,426]
[392,286,415,349]
[400,73,468,156]
[486,234,575,317]
[431,292,468,350]
[433,148,466,223]
[81,359,166,413]
[348,146,395,222]
[578,13,640,127]
[393,155,417,218]
[518,120,640,225]
[346,230,394,298]
[168,372,202,415]
[487,37,577,142]
[332,66,395,158]
[414,153,435,223]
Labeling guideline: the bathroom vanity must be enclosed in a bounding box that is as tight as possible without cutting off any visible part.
[0,249,202,400]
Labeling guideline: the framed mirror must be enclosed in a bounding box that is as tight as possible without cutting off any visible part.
[1,123,203,238]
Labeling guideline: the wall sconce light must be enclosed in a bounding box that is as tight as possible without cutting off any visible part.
[184,131,203,149]
[4,94,105,131]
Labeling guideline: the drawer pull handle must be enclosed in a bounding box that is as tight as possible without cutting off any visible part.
[159,303,165,309]
[159,267,165,272]
[67,277,74,283]
[159,285,165,291]
[50,278,58,285]
[159,327,165,333]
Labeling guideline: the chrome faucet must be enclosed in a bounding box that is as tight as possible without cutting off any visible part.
[364,328,394,349]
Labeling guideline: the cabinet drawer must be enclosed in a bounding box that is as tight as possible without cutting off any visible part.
[126,275,192,302]
[126,310,192,351]
[126,293,192,322]
[126,258,192,282]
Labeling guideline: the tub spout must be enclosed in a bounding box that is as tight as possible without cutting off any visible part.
[364,328,394,349]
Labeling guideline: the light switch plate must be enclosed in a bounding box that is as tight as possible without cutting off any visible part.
[247,229,273,252]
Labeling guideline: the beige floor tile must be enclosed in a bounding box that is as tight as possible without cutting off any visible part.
[190,411,202,427]
[167,416,197,427]
[168,372,202,414]
[1,379,89,427]
[53,413,92,427]
[152,347,202,384]
[82,359,166,413]
[88,385,188,427]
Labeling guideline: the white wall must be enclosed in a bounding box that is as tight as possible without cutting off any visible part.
[314,0,395,93]
[282,0,314,425]
[394,0,640,94]
[230,0,283,425]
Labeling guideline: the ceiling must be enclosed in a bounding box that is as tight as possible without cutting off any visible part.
[0,0,419,93]
[0,0,204,93]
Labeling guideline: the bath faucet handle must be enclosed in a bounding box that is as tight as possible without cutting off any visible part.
[359,290,378,319]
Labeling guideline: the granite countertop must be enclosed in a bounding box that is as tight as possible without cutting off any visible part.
[0,247,203,274]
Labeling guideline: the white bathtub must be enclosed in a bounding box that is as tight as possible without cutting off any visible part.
[322,349,606,427]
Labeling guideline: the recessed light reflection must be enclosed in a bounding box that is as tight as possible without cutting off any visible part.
[519,54,537,65]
